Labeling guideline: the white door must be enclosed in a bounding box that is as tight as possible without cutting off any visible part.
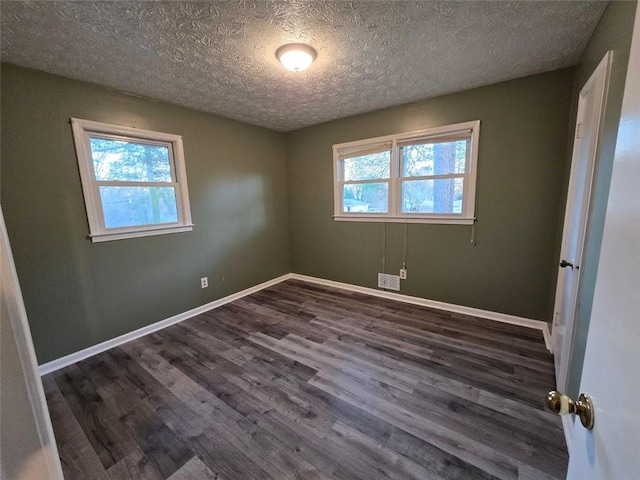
[552,51,612,391]
[566,6,640,478]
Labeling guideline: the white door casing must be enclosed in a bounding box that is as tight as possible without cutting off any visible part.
[566,5,640,478]
[552,51,612,392]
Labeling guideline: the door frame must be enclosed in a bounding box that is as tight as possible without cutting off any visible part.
[552,51,612,392]
[566,3,640,475]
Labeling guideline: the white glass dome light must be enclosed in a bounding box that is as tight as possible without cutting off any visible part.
[276,43,317,72]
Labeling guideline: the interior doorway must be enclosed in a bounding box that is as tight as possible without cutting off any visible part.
[552,51,612,391]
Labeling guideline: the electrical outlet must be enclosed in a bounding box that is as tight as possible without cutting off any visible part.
[200,277,208,288]
[399,269,407,280]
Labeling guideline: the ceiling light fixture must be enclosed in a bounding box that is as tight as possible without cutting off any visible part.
[276,43,317,72]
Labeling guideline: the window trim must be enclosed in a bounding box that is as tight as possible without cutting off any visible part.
[333,120,480,224]
[71,118,194,242]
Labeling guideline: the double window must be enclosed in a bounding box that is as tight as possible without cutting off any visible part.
[71,118,193,242]
[333,120,480,224]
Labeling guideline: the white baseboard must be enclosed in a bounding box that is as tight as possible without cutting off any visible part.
[39,271,552,375]
[37,273,293,376]
[290,273,551,349]
[542,323,552,352]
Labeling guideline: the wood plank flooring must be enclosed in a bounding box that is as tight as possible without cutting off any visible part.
[43,279,567,480]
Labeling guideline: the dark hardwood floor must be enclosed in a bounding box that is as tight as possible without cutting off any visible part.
[43,279,567,480]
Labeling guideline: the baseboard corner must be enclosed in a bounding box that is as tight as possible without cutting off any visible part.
[289,273,548,337]
[38,273,293,376]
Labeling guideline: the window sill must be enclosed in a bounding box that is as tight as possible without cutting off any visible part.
[333,215,474,225]
[89,224,194,243]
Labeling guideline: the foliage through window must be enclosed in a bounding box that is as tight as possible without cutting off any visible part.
[71,119,193,242]
[333,121,480,224]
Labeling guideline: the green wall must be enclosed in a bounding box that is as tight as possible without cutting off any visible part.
[1,64,291,364]
[565,0,637,398]
[3,50,611,364]
[285,69,575,322]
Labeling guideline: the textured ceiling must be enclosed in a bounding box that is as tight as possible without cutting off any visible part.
[1,1,607,132]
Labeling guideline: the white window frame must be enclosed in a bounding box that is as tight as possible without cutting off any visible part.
[71,118,194,242]
[333,120,480,225]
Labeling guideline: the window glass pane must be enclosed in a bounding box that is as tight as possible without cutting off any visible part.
[343,151,390,181]
[401,178,463,214]
[99,186,178,228]
[401,140,467,177]
[343,183,388,213]
[90,137,172,182]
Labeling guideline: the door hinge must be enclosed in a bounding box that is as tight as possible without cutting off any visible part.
[576,122,582,139]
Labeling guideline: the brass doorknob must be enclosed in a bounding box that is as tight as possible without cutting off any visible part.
[546,390,595,429]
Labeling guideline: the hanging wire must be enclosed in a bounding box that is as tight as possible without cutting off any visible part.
[403,222,408,269]
[471,220,477,246]
[471,182,479,245]
[382,222,387,273]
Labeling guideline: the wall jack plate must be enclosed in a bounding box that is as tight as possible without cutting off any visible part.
[201,277,208,288]
[399,269,407,280]
[378,273,400,291]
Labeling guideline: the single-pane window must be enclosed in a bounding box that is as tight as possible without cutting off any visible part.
[336,144,391,217]
[401,140,467,177]
[99,186,178,228]
[343,183,389,213]
[72,118,193,242]
[401,178,464,214]
[344,151,391,181]
[90,137,172,182]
